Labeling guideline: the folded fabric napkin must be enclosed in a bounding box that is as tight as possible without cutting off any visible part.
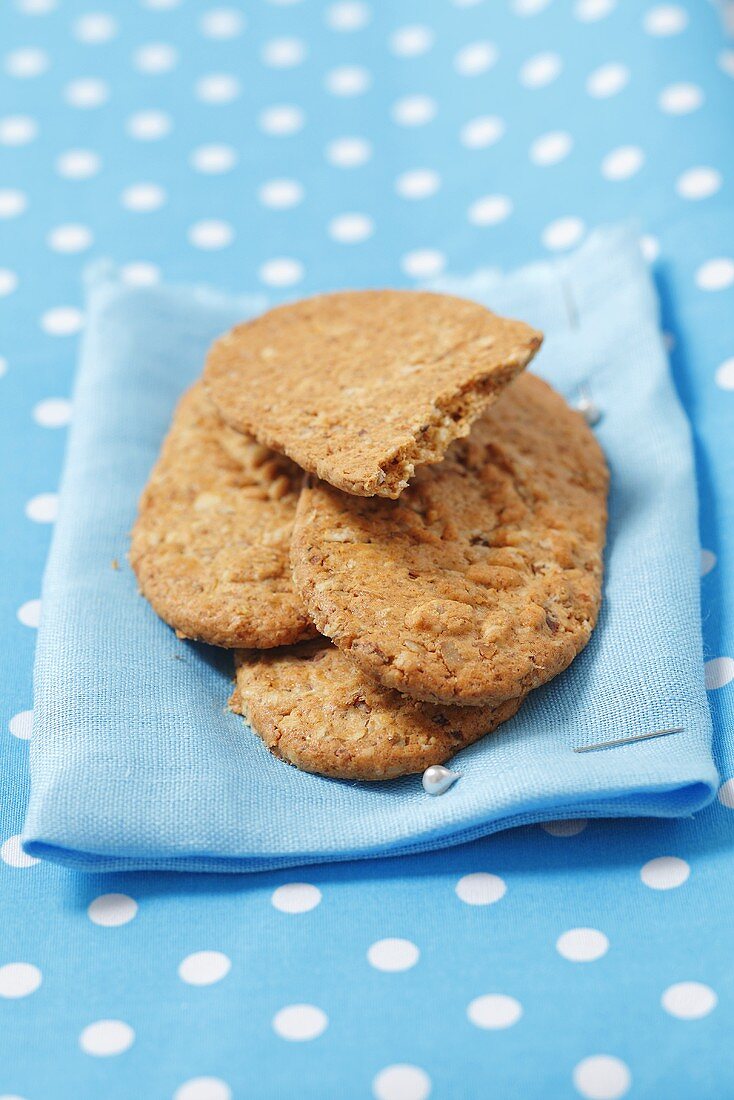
[23,224,718,872]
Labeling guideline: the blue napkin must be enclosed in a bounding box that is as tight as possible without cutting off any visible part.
[23,225,718,872]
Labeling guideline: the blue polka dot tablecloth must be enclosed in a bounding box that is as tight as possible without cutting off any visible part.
[2,0,734,1097]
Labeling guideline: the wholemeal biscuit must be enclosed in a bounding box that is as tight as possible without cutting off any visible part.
[231,639,524,780]
[291,373,608,707]
[130,382,315,648]
[204,291,542,498]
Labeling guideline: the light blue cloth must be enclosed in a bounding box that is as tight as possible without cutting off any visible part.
[23,225,718,872]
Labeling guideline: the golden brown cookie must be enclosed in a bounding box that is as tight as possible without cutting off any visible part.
[231,639,524,780]
[130,381,315,648]
[291,373,608,707]
[204,291,542,499]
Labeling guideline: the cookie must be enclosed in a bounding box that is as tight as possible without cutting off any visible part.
[291,373,608,707]
[130,381,315,648]
[204,291,542,498]
[231,639,524,780]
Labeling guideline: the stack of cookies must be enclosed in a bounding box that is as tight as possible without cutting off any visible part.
[131,291,608,781]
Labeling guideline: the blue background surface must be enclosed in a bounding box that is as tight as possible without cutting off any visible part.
[1,1,733,1097]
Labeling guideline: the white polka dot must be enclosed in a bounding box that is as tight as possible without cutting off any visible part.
[200,8,245,38]
[74,12,118,43]
[390,25,433,57]
[715,358,734,390]
[0,964,42,999]
[25,492,58,522]
[586,62,629,98]
[33,397,72,427]
[530,131,572,166]
[326,1,371,30]
[519,52,562,88]
[557,928,609,962]
[142,0,180,7]
[121,262,161,286]
[718,778,734,808]
[64,77,109,108]
[640,234,660,263]
[326,136,372,167]
[401,249,446,278]
[0,190,27,219]
[573,1055,631,1099]
[601,145,644,181]
[195,73,240,104]
[134,43,178,74]
[190,144,237,174]
[467,994,522,1029]
[261,38,306,68]
[79,1020,134,1056]
[271,882,322,913]
[328,213,374,242]
[258,179,304,209]
[719,49,734,79]
[643,4,687,35]
[0,356,6,377]
[188,220,234,250]
[468,194,512,226]
[705,656,734,690]
[16,0,57,11]
[272,1004,328,1041]
[0,270,18,297]
[121,183,166,212]
[126,110,172,140]
[575,0,616,20]
[396,169,441,200]
[47,224,92,253]
[174,1079,232,1100]
[454,41,498,76]
[641,855,690,889]
[258,105,304,135]
[392,95,437,127]
[367,939,420,972]
[512,0,551,13]
[542,216,585,251]
[676,167,721,201]
[87,893,138,927]
[0,115,37,145]
[1,836,38,868]
[455,872,506,905]
[373,1065,431,1100]
[700,548,717,575]
[658,82,703,114]
[178,951,232,986]
[460,115,505,149]
[258,258,304,287]
[4,47,48,78]
[696,259,734,291]
[17,599,41,628]
[56,149,100,179]
[41,307,84,335]
[542,819,588,836]
[325,65,371,96]
[662,981,717,1019]
[9,710,33,740]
